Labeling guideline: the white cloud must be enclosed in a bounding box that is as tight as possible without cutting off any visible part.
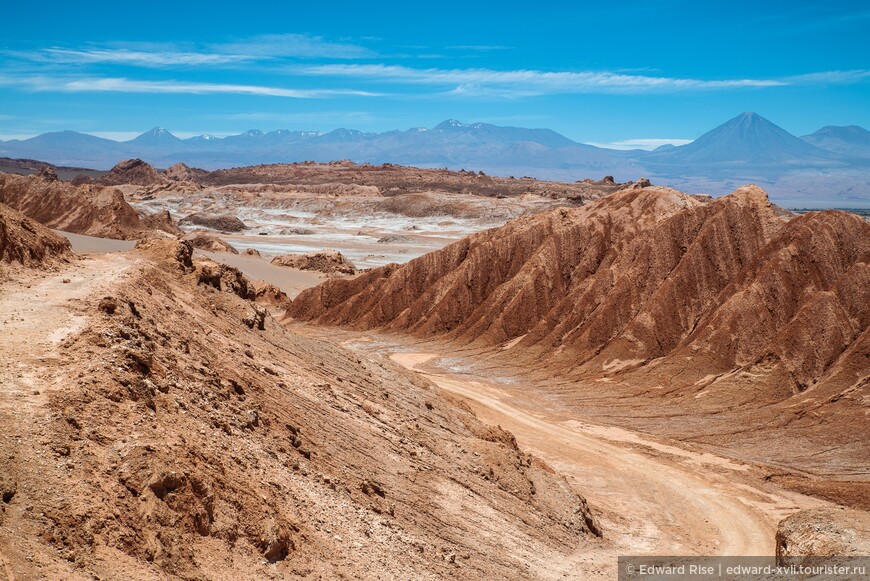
[294,64,786,94]
[6,34,374,71]
[448,45,513,51]
[784,69,870,84]
[42,48,254,67]
[211,34,374,59]
[585,138,694,151]
[0,74,382,99]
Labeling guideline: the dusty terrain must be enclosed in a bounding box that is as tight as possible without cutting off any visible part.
[2,158,639,271]
[115,160,631,270]
[288,184,870,504]
[776,506,870,565]
[0,233,602,579]
[1,160,867,578]
[386,351,819,558]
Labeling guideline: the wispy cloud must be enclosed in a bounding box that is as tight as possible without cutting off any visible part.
[213,33,375,59]
[293,64,786,95]
[39,48,254,67]
[784,69,870,84]
[5,34,375,70]
[0,74,383,98]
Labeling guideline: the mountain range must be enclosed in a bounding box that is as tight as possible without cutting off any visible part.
[1,113,869,207]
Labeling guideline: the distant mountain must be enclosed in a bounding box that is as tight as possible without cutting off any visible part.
[645,112,840,166]
[0,131,123,167]
[1,114,869,206]
[430,119,577,149]
[802,125,870,158]
[126,127,183,148]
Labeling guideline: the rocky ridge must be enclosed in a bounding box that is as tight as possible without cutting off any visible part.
[0,239,601,579]
[286,185,870,477]
[97,159,168,187]
[0,202,72,269]
[0,172,146,239]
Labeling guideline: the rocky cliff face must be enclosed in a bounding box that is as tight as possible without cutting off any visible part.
[288,185,869,394]
[287,185,870,474]
[0,172,145,239]
[0,202,72,268]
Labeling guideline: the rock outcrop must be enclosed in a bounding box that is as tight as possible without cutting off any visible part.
[97,159,167,187]
[287,186,869,396]
[184,232,239,254]
[272,250,357,275]
[164,162,207,183]
[141,209,183,236]
[0,172,145,239]
[0,203,72,268]
[776,508,870,565]
[35,166,59,181]
[253,281,289,307]
[180,212,246,232]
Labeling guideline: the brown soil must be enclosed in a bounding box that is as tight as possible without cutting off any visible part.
[375,349,826,568]
[286,185,870,479]
[0,172,145,239]
[0,241,600,580]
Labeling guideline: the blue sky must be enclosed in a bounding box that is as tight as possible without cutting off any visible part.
[1,0,868,148]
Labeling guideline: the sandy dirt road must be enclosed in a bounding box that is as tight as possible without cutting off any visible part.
[389,351,824,573]
[0,254,138,581]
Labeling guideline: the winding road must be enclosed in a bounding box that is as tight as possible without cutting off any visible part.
[389,352,822,567]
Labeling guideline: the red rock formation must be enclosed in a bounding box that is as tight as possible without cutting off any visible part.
[0,202,72,268]
[0,172,144,239]
[287,185,870,398]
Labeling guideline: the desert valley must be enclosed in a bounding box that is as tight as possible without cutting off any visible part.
[2,3,869,579]
[0,156,867,579]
